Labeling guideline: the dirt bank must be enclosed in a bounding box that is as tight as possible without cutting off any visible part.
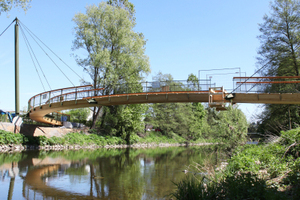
[0,122,87,137]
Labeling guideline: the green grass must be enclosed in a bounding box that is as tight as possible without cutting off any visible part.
[0,130,24,145]
[0,130,190,147]
[137,131,185,144]
[170,128,300,200]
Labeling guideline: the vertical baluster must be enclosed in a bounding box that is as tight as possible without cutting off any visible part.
[48,91,51,105]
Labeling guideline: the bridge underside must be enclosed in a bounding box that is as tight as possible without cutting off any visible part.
[29,92,212,125]
[29,91,300,126]
[232,93,300,104]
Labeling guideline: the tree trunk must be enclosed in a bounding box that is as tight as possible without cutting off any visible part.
[288,106,292,130]
[90,106,102,129]
[125,132,131,145]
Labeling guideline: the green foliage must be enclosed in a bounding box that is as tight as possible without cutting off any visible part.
[72,0,150,129]
[145,73,207,140]
[226,128,300,180]
[172,128,300,199]
[258,105,300,135]
[100,104,147,144]
[0,129,189,146]
[0,152,26,166]
[138,131,185,144]
[202,106,248,149]
[280,128,300,145]
[170,173,281,200]
[147,102,203,139]
[283,157,300,198]
[258,0,300,77]
[169,176,211,200]
[0,0,31,14]
[216,173,281,200]
[65,108,89,123]
[226,144,290,178]
[0,130,24,145]
[257,0,300,134]
[34,132,124,146]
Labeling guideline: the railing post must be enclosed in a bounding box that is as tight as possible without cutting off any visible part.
[39,94,42,107]
[48,91,51,105]
[75,87,77,101]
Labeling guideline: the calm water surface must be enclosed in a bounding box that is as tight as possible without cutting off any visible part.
[0,146,224,200]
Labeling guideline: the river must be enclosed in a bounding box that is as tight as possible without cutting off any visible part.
[0,146,225,200]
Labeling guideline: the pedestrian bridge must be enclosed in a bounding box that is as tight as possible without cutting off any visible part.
[28,77,300,125]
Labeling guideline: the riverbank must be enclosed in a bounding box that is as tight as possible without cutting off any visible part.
[0,142,214,152]
[170,128,300,199]
[0,129,215,152]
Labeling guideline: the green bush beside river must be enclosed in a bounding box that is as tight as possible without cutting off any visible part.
[0,129,188,147]
[170,128,300,199]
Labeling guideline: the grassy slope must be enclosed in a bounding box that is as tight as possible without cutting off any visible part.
[0,129,211,146]
[170,128,300,199]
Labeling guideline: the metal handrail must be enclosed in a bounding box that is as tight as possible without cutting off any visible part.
[28,80,213,111]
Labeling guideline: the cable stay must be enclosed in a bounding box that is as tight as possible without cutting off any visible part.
[230,58,276,94]
[19,21,83,84]
[0,20,14,37]
[19,25,49,91]
[1,19,85,92]
[18,22,76,87]
[19,21,82,81]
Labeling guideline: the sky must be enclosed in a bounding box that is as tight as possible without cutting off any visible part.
[0,0,271,122]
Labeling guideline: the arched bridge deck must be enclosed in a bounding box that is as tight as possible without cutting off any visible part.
[28,79,300,125]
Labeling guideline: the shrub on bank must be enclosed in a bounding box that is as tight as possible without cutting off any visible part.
[170,173,282,200]
[170,128,300,199]
[0,130,189,147]
[138,131,185,144]
[0,130,24,145]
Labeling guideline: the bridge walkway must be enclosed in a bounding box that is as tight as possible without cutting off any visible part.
[28,78,300,125]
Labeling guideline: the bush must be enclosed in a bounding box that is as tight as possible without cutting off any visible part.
[0,130,24,145]
[170,173,283,200]
[171,128,300,199]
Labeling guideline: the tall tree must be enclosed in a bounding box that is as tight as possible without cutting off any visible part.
[72,1,150,129]
[258,0,300,77]
[65,108,89,123]
[0,0,31,15]
[145,73,206,140]
[202,106,248,149]
[257,0,300,134]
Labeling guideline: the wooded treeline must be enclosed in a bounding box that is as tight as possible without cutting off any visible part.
[256,0,300,135]
[69,0,249,145]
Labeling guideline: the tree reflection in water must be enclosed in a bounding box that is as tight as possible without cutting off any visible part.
[0,145,226,200]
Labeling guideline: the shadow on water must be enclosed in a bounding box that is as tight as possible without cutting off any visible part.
[0,145,227,200]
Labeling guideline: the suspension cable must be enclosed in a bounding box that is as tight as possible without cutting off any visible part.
[19,22,76,87]
[19,21,82,80]
[19,25,49,91]
[231,58,276,93]
[0,20,14,37]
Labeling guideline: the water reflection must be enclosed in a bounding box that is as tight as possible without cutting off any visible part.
[0,146,225,200]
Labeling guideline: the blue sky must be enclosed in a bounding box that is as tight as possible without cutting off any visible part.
[0,0,271,121]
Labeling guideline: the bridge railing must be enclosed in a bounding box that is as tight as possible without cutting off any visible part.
[233,76,300,93]
[111,80,215,94]
[28,80,214,110]
[28,85,97,109]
